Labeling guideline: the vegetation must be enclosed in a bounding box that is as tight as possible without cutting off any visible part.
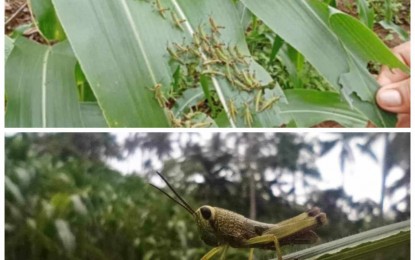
[4,0,410,127]
[5,133,410,259]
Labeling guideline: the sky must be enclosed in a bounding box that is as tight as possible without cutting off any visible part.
[108,132,407,214]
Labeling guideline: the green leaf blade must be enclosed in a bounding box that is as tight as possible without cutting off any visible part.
[282,220,410,260]
[240,0,396,127]
[280,89,368,127]
[329,13,410,74]
[5,37,83,127]
[30,0,66,41]
[53,0,173,127]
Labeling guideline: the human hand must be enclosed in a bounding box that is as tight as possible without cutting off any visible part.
[376,41,410,127]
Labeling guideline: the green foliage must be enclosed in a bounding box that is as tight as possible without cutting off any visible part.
[356,0,375,29]
[355,0,409,41]
[246,21,332,92]
[5,133,410,259]
[30,0,66,41]
[4,1,410,127]
[5,135,205,259]
[5,38,84,127]
[366,0,407,23]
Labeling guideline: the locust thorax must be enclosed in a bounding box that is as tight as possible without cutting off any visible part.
[194,205,220,246]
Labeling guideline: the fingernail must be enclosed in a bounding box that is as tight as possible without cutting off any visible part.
[378,89,402,107]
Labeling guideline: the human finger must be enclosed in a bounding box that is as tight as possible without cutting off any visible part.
[377,41,411,85]
[376,78,410,114]
[396,114,410,128]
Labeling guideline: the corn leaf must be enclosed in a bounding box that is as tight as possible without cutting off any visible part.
[5,35,14,62]
[329,13,409,74]
[80,102,108,128]
[280,89,367,127]
[52,0,286,127]
[240,0,396,127]
[5,37,83,127]
[29,0,66,41]
[282,220,410,260]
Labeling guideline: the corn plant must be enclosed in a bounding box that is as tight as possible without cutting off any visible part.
[5,0,409,127]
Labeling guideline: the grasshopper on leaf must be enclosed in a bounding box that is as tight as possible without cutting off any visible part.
[154,0,169,18]
[151,171,327,260]
[171,11,186,31]
[149,83,168,107]
[209,16,225,35]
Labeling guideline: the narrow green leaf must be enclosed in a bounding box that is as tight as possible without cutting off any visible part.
[268,34,284,66]
[5,37,83,127]
[53,0,286,127]
[282,220,410,260]
[5,36,14,62]
[172,88,204,117]
[71,195,88,215]
[200,74,217,117]
[330,13,409,73]
[5,176,25,206]
[29,0,66,41]
[80,102,108,128]
[286,45,305,88]
[323,0,337,7]
[383,0,393,23]
[75,63,97,102]
[280,89,368,127]
[54,219,75,253]
[236,1,252,30]
[379,21,409,41]
[356,0,375,29]
[240,0,396,127]
[53,0,173,127]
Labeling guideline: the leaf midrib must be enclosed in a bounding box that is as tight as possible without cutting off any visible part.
[171,0,236,127]
[279,109,366,124]
[120,0,157,84]
[41,47,51,127]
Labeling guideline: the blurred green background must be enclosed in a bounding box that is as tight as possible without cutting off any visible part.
[5,133,410,259]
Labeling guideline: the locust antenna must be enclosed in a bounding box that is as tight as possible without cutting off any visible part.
[151,171,195,215]
[149,184,194,215]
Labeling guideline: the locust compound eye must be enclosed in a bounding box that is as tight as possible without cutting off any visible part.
[200,206,212,220]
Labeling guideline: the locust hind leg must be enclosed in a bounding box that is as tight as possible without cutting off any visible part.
[244,234,282,260]
[201,245,228,260]
[219,245,229,260]
[248,248,254,260]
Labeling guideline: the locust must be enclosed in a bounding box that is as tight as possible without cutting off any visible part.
[150,171,327,260]
[171,11,186,31]
[243,102,254,127]
[166,46,185,64]
[209,16,225,35]
[255,90,263,112]
[259,96,280,112]
[227,99,238,121]
[149,83,168,107]
[154,0,169,18]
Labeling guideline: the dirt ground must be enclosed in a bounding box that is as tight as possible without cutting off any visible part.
[5,0,30,34]
[336,0,410,48]
[5,0,44,43]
